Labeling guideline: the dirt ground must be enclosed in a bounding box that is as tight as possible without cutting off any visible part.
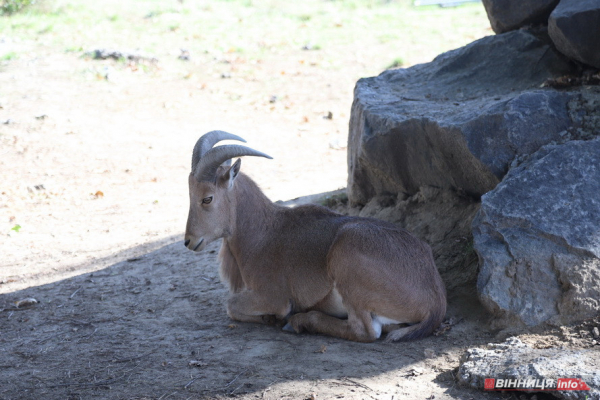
[0,4,597,399]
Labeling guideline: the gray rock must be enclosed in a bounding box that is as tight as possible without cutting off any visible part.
[548,0,600,68]
[348,29,576,206]
[459,338,600,400]
[474,138,600,328]
[482,0,560,33]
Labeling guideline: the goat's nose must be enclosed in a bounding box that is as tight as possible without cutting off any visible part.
[184,239,190,248]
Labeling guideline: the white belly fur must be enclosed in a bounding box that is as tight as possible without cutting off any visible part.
[328,287,348,318]
[328,286,402,339]
[371,315,402,339]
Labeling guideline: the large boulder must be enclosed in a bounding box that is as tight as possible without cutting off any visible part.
[548,0,600,69]
[482,0,560,33]
[348,29,576,206]
[473,137,600,328]
[459,338,600,400]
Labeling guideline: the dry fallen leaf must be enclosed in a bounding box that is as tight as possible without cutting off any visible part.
[314,345,327,353]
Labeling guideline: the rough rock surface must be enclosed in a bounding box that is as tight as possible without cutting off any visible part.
[548,0,600,68]
[473,138,600,329]
[348,29,576,206]
[459,338,600,400]
[482,0,560,33]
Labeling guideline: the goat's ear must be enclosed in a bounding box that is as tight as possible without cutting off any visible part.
[224,158,241,189]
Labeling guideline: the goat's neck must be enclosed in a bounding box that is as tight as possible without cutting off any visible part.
[226,173,277,254]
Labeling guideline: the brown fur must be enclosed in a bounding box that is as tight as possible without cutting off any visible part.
[185,166,447,342]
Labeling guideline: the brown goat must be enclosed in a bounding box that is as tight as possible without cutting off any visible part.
[184,131,446,342]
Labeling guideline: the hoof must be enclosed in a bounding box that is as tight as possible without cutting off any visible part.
[282,323,297,333]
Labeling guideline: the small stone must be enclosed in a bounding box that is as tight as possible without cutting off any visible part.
[15,298,38,308]
[188,360,207,367]
[178,49,190,61]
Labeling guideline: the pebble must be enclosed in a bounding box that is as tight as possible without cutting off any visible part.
[424,348,436,358]
[15,298,38,308]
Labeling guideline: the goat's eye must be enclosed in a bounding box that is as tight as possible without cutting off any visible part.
[202,196,213,204]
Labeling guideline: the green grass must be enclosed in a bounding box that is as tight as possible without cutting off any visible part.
[1,51,18,60]
[1,0,36,15]
[387,57,406,69]
[0,0,489,78]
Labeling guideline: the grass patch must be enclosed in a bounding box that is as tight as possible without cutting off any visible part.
[0,0,489,80]
[387,57,405,69]
[1,51,18,60]
[1,0,36,15]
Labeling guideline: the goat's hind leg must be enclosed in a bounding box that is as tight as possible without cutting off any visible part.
[284,309,378,343]
[227,290,291,326]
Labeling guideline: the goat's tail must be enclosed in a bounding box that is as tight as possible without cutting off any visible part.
[384,305,445,342]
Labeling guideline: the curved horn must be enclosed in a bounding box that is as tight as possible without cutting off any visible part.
[195,144,272,182]
[191,131,246,172]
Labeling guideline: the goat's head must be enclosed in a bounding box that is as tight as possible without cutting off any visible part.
[184,130,272,252]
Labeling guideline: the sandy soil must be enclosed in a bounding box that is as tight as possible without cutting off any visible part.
[0,17,596,400]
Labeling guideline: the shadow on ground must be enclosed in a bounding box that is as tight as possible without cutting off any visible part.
[1,234,503,400]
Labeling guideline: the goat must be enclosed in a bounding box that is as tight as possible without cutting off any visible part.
[184,130,447,342]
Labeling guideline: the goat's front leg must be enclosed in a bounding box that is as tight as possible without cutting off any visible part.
[227,290,291,326]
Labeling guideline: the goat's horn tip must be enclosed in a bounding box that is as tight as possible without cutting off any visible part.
[206,130,247,143]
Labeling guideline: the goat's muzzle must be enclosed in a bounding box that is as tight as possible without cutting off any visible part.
[184,237,204,252]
